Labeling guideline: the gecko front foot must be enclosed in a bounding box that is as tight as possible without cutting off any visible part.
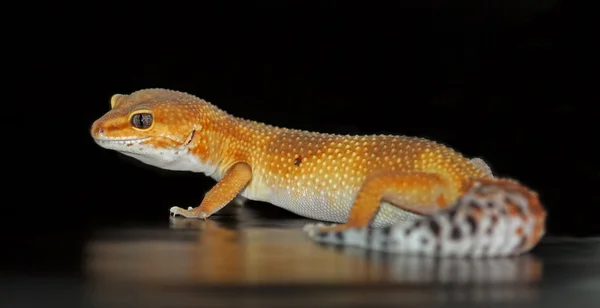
[169,206,209,219]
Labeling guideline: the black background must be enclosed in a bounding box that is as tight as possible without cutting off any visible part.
[6,1,595,275]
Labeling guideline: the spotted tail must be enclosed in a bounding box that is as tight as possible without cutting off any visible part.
[305,178,547,258]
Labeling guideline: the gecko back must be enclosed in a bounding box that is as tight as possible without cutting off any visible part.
[306,178,546,258]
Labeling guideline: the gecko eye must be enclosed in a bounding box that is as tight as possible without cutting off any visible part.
[130,113,153,130]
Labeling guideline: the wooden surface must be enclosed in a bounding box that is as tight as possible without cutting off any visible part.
[2,204,599,308]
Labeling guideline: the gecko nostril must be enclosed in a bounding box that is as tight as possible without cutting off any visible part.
[92,124,106,137]
[91,122,105,137]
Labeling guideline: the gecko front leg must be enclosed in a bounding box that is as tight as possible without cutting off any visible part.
[170,162,253,219]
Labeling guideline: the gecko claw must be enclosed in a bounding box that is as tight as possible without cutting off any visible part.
[169,206,207,219]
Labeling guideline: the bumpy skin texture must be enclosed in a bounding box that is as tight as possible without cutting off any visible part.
[90,88,547,258]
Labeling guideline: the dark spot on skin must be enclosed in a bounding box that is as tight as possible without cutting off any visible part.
[505,196,517,205]
[435,243,442,254]
[504,196,516,206]
[469,201,481,210]
[381,229,396,249]
[139,148,144,151]
[380,226,392,237]
[487,201,495,208]
[335,232,344,241]
[491,214,499,226]
[294,155,303,166]
[127,143,132,147]
[421,237,429,245]
[159,151,164,155]
[405,220,422,236]
[451,226,462,239]
[466,215,478,234]
[506,196,526,218]
[317,232,328,238]
[447,207,459,221]
[429,220,441,236]
[500,208,507,215]
[486,227,494,235]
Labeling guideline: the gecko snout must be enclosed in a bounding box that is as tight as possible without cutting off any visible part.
[90,120,107,138]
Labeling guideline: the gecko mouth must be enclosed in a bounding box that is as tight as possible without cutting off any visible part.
[93,137,151,146]
[93,127,197,149]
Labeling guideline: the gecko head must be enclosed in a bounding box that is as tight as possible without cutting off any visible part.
[90,89,211,170]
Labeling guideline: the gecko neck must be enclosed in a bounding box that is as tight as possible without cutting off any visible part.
[199,111,285,180]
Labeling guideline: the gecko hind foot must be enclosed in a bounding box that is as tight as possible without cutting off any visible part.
[169,206,208,219]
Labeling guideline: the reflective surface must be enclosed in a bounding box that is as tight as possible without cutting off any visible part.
[86,217,544,286]
[2,204,600,307]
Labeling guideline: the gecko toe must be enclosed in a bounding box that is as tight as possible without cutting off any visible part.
[302,223,321,235]
[302,223,315,232]
[169,206,199,218]
[303,222,343,238]
[304,226,318,237]
[169,206,182,217]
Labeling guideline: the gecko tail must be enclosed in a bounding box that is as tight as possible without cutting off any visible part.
[308,178,547,258]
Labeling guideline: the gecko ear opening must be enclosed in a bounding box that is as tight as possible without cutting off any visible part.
[110,94,124,109]
[182,125,201,147]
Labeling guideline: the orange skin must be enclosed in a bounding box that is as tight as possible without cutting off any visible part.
[90,88,545,249]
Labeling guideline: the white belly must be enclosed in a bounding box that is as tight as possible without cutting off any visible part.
[251,186,421,227]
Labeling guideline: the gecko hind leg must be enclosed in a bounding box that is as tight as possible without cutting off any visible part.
[305,178,547,258]
[304,171,454,235]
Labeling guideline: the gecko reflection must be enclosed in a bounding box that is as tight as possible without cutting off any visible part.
[326,244,543,285]
[85,219,542,285]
